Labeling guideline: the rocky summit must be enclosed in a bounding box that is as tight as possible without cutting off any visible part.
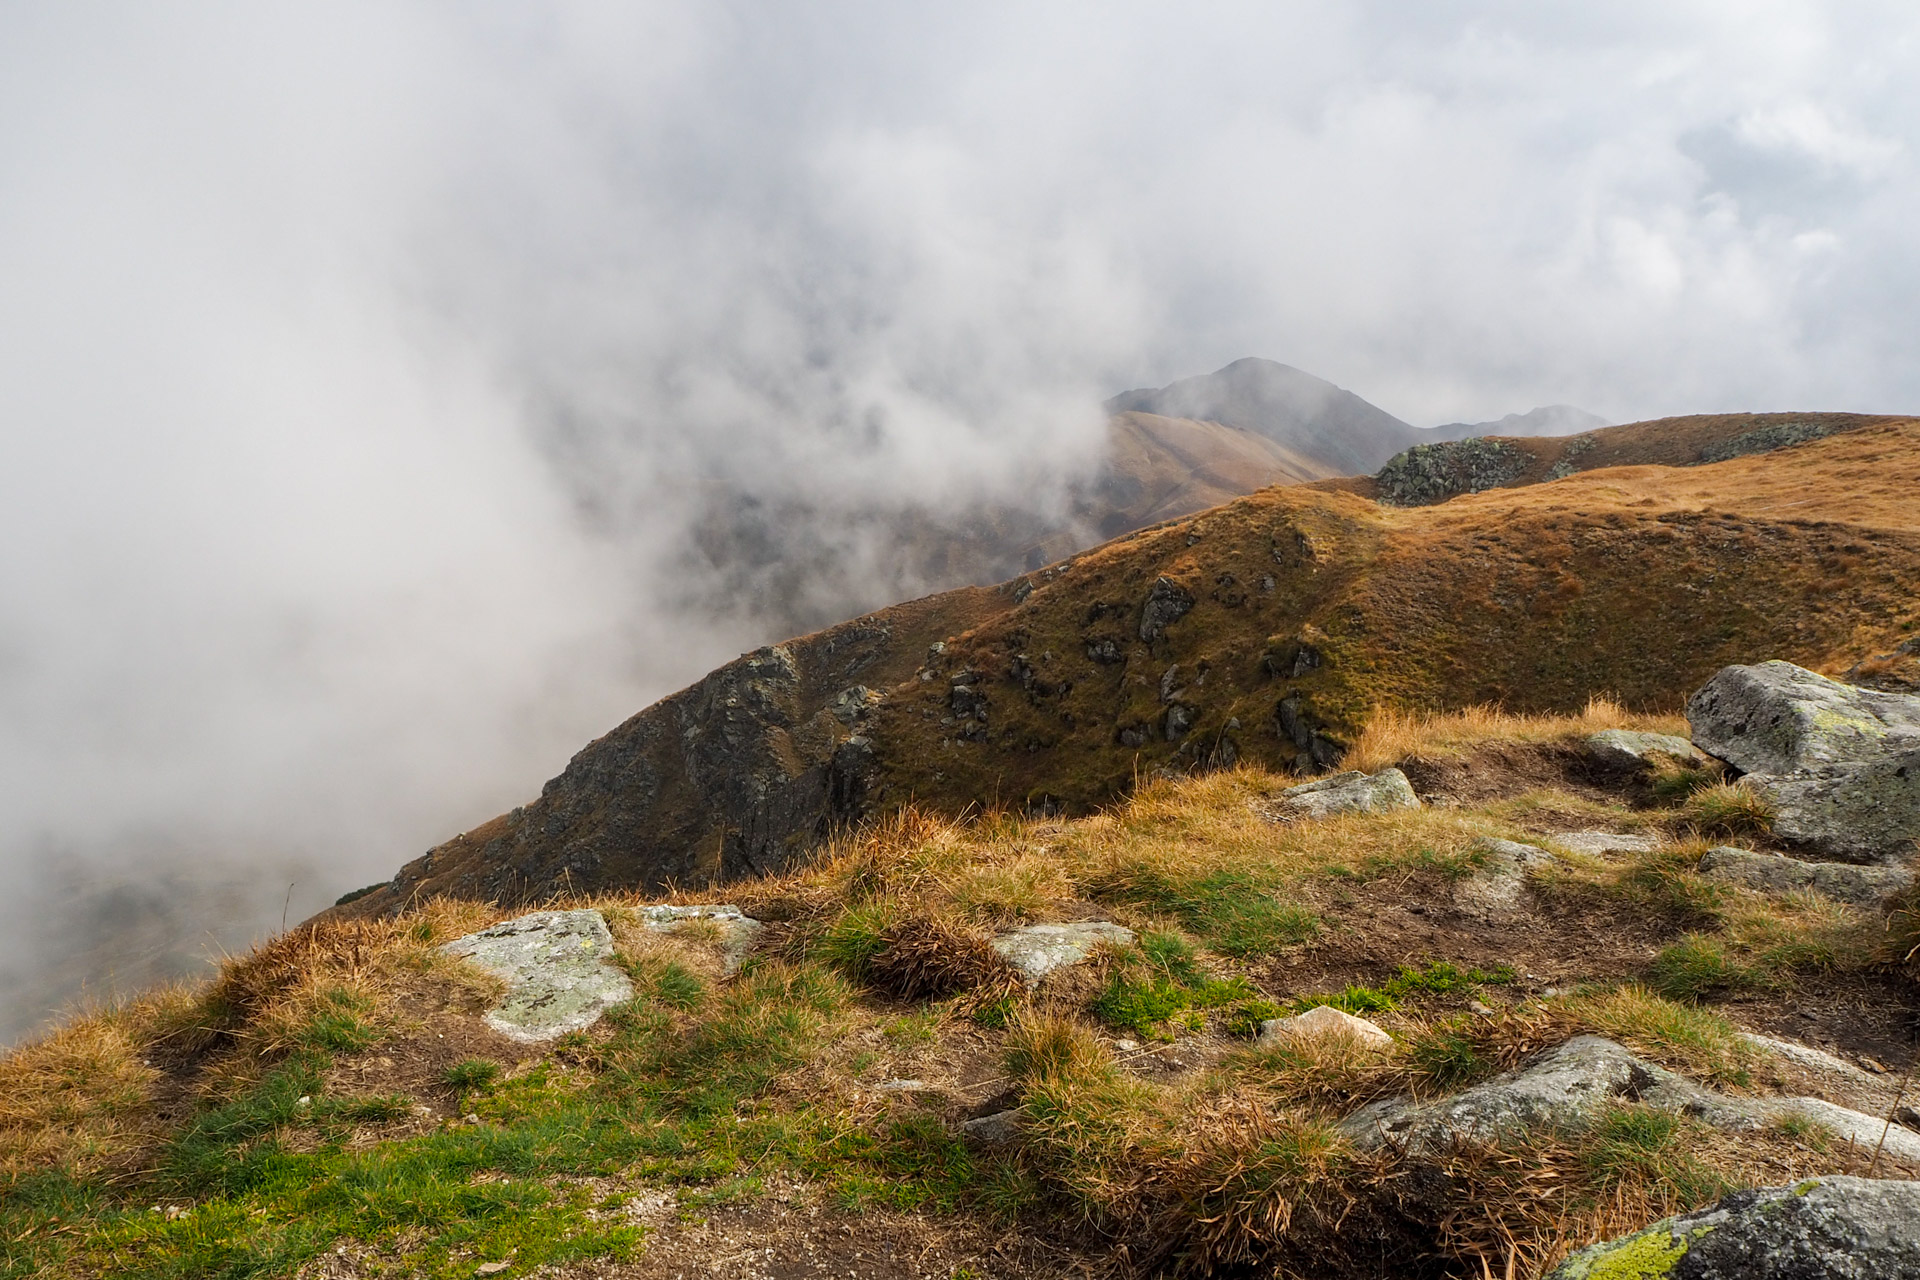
[7,407,1920,1280]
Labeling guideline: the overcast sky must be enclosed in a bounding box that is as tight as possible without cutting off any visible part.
[2,1,1917,1036]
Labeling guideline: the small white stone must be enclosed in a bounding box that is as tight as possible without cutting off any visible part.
[1257,1005,1394,1051]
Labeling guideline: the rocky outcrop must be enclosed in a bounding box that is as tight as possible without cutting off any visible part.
[1374,438,1531,506]
[632,904,764,974]
[1687,661,1920,862]
[1265,769,1420,821]
[1697,846,1913,905]
[441,910,634,1042]
[1697,418,1842,464]
[1547,1176,1920,1279]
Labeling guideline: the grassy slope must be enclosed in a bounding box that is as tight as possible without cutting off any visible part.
[7,706,1917,1279]
[874,418,1920,815]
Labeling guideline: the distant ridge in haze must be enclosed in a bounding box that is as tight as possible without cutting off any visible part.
[1104,357,1422,475]
[1421,404,1609,443]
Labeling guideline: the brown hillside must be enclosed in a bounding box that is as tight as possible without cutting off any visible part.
[331,417,1920,918]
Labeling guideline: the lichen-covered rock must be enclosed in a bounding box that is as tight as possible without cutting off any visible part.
[1546,1176,1920,1279]
[1586,729,1702,771]
[1270,768,1420,820]
[1374,438,1531,506]
[1687,661,1920,862]
[1138,576,1195,642]
[440,909,634,1042]
[1697,847,1912,905]
[1453,838,1557,918]
[989,922,1136,984]
[1257,1005,1393,1051]
[633,903,764,973]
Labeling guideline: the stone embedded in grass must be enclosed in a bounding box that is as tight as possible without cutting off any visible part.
[440,909,635,1043]
[1585,729,1702,771]
[960,1109,1021,1144]
[1687,660,1920,862]
[1268,768,1419,821]
[989,921,1136,984]
[1696,846,1913,905]
[1550,830,1660,857]
[1453,838,1557,918]
[634,903,764,974]
[1339,1033,1920,1164]
[1256,1004,1393,1051]
[1546,1175,1920,1280]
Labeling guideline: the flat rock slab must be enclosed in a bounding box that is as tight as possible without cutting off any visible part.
[440,909,634,1043]
[1687,660,1920,862]
[1454,837,1557,918]
[633,903,764,973]
[1258,1005,1393,1051]
[1698,846,1913,905]
[1547,1176,1920,1279]
[1341,1033,1920,1165]
[989,922,1135,984]
[1270,768,1420,820]
[1550,830,1661,857]
[1586,729,1702,771]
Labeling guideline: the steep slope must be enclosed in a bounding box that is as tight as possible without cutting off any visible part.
[330,415,1920,918]
[1104,357,1422,475]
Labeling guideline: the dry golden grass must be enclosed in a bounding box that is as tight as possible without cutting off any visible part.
[1345,695,1687,772]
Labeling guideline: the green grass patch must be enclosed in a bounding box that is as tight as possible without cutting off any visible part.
[1293,961,1514,1017]
[1088,865,1319,956]
[1089,932,1260,1039]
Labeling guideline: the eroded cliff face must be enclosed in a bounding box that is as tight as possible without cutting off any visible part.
[329,416,1920,920]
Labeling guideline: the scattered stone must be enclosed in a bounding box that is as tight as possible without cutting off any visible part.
[989,922,1136,984]
[1113,1039,1140,1052]
[1549,830,1661,857]
[633,903,764,973]
[1585,729,1702,771]
[1687,660,1920,862]
[1453,837,1557,917]
[1697,846,1913,905]
[875,1079,927,1092]
[1257,1005,1394,1051]
[1546,1175,1920,1279]
[960,1110,1021,1144]
[1268,768,1420,820]
[1697,418,1841,464]
[440,909,635,1043]
[476,1263,512,1276]
[1138,576,1195,642]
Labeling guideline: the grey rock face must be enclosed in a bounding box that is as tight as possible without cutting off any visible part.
[1453,838,1557,918]
[1271,768,1420,820]
[1374,437,1531,506]
[1138,576,1195,642]
[632,904,764,974]
[1547,1176,1920,1279]
[961,1109,1022,1144]
[1586,729,1702,771]
[989,922,1136,985]
[1687,661,1920,862]
[1697,846,1913,905]
[440,909,634,1042]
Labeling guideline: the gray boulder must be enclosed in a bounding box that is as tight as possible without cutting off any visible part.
[989,922,1136,985]
[1453,838,1557,918]
[441,909,635,1042]
[1271,768,1420,820]
[632,903,764,974]
[1687,661,1920,862]
[1586,729,1702,771]
[1697,847,1913,905]
[1547,1176,1920,1279]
